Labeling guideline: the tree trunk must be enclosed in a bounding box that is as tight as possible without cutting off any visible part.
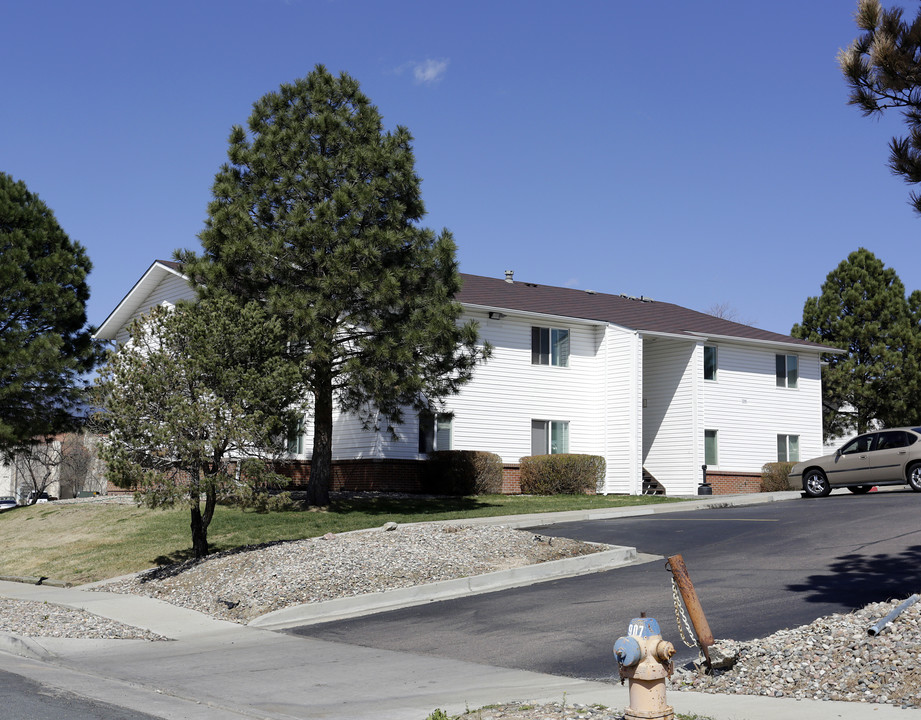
[189,469,212,559]
[190,502,209,558]
[307,371,333,507]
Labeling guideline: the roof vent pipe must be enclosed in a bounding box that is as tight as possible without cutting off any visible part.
[505,270,514,283]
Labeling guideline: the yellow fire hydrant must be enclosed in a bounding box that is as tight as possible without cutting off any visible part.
[614,615,676,720]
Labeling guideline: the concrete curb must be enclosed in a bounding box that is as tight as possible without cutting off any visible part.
[249,543,641,629]
[0,631,54,661]
[429,490,803,529]
[0,574,71,588]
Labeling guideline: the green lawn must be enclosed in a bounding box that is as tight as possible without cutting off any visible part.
[0,493,680,585]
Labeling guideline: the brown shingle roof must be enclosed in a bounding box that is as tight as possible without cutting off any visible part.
[156,259,182,272]
[457,273,830,350]
[139,262,829,351]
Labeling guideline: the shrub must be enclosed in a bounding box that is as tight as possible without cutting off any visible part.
[519,454,605,495]
[761,462,796,492]
[425,450,503,495]
[225,487,301,512]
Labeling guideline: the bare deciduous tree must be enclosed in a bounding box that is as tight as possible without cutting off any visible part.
[12,433,101,503]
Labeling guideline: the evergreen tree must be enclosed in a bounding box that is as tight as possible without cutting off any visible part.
[792,248,918,438]
[94,296,304,558]
[0,172,97,456]
[178,66,486,507]
[840,0,921,213]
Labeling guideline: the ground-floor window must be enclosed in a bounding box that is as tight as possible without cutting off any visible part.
[286,417,306,455]
[531,419,569,455]
[777,434,799,462]
[419,412,453,453]
[704,429,718,466]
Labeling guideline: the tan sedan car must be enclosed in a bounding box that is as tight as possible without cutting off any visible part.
[789,427,921,498]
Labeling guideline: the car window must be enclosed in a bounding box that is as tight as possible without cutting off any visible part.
[876,431,910,451]
[841,434,875,454]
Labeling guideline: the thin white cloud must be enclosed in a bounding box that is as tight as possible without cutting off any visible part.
[412,59,448,85]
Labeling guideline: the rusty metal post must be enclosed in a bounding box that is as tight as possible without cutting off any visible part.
[666,553,713,673]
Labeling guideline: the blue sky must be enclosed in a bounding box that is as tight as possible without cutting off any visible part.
[4,0,919,335]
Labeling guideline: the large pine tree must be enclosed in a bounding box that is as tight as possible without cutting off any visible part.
[792,248,919,439]
[178,66,485,506]
[840,0,921,213]
[0,172,97,455]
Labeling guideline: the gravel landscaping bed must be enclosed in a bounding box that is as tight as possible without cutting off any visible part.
[672,596,921,709]
[93,523,603,623]
[0,597,165,640]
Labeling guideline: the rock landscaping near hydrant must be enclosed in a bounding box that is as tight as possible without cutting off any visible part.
[671,597,921,708]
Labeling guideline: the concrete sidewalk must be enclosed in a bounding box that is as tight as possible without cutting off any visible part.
[0,491,917,720]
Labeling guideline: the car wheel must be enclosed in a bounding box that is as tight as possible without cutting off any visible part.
[803,469,831,498]
[908,463,921,492]
[848,485,873,494]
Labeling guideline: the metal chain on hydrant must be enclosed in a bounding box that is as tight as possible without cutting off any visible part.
[671,576,709,671]
[671,576,699,649]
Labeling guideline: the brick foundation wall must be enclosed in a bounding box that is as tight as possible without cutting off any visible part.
[501,464,522,494]
[109,460,525,496]
[109,463,763,497]
[705,470,763,495]
[274,459,428,493]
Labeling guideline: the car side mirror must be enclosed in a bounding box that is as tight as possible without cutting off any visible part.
[835,448,842,458]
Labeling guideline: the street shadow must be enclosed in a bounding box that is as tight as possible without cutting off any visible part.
[786,544,921,608]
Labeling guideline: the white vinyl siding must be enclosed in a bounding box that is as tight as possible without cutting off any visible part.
[642,337,701,494]
[114,273,197,344]
[444,311,604,464]
[703,343,822,473]
[601,326,642,494]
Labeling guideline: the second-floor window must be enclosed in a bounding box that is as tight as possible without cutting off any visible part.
[532,327,570,367]
[776,354,798,388]
[704,345,717,381]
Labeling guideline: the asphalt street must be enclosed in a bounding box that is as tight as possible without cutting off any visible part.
[0,668,162,720]
[292,490,921,680]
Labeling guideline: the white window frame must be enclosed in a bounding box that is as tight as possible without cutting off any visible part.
[777,434,800,462]
[531,419,570,455]
[531,326,570,367]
